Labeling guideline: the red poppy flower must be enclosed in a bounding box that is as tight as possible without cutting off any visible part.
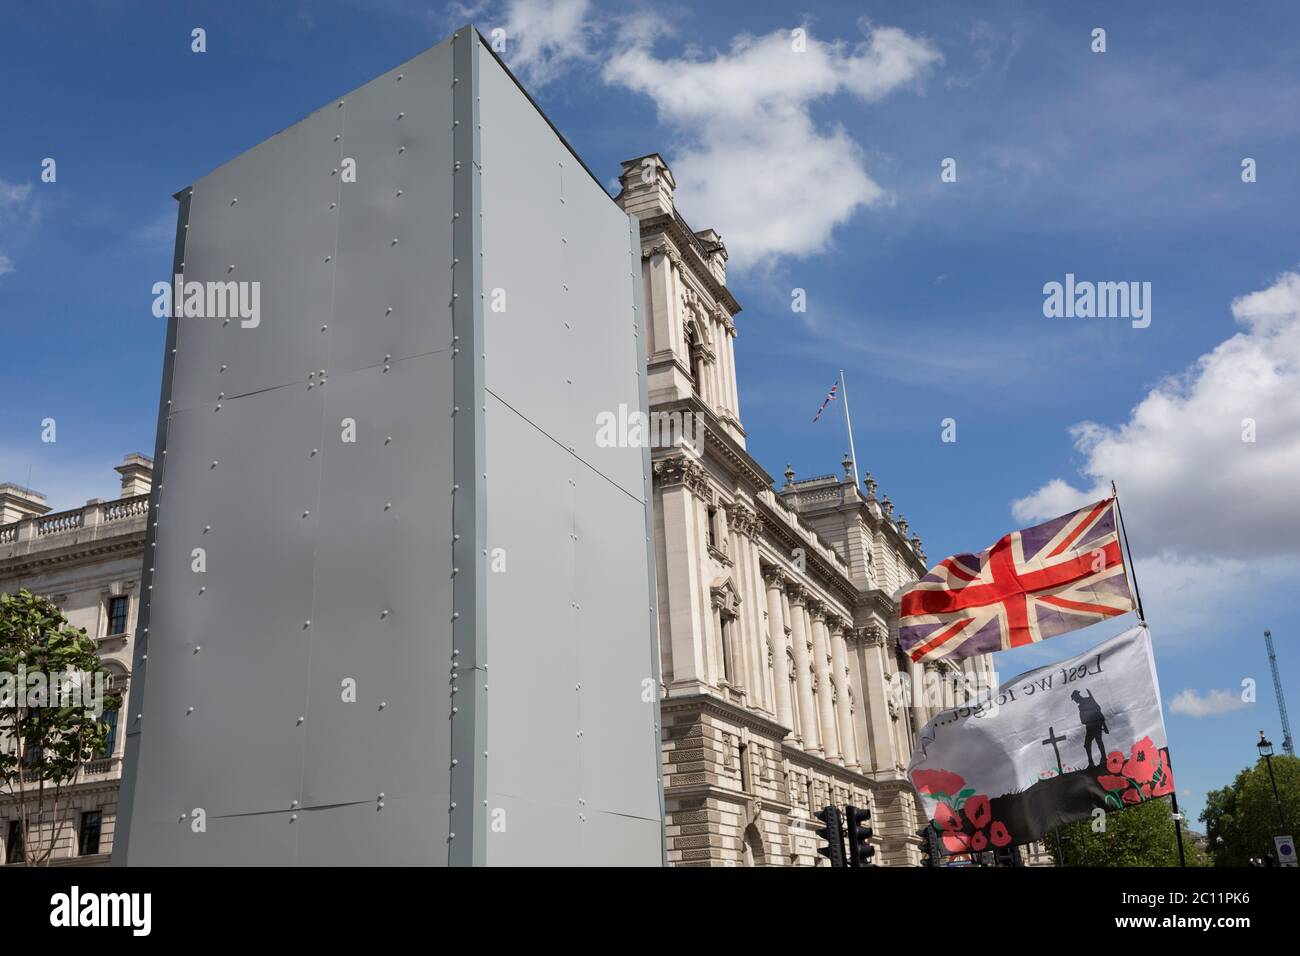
[964,794,992,829]
[1151,751,1175,797]
[1106,751,1125,773]
[1140,784,1152,799]
[934,802,963,831]
[1122,788,1141,804]
[1097,774,1130,792]
[1123,737,1158,784]
[989,821,1012,847]
[913,769,965,796]
[970,830,988,851]
[942,831,970,853]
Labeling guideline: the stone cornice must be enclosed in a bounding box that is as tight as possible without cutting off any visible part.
[639,215,742,316]
[660,691,791,740]
[781,741,873,787]
[0,532,146,578]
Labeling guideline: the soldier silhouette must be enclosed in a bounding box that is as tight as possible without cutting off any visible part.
[1071,689,1109,768]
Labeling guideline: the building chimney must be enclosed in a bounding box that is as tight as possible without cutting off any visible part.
[115,453,154,498]
[693,227,728,284]
[0,484,50,524]
[616,153,676,220]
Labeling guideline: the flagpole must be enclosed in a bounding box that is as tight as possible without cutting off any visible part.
[1112,480,1185,867]
[839,369,861,490]
[1110,480,1145,622]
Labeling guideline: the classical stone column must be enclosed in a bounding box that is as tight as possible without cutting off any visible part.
[785,584,821,754]
[711,593,731,690]
[830,620,859,769]
[809,603,841,764]
[652,457,710,693]
[763,568,794,733]
[909,658,928,736]
[857,624,898,771]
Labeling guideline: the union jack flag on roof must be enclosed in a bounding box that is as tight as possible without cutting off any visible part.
[899,497,1135,663]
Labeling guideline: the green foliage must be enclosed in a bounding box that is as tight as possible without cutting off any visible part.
[0,588,120,864]
[1201,753,1300,866]
[1055,797,1210,867]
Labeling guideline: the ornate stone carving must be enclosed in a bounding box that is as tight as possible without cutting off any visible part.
[859,623,888,648]
[725,501,759,538]
[652,456,709,498]
[762,566,787,590]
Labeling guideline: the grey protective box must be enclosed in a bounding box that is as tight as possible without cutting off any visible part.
[114,27,664,866]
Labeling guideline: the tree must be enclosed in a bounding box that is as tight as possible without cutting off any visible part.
[0,589,119,865]
[1201,753,1300,866]
[1055,798,1210,866]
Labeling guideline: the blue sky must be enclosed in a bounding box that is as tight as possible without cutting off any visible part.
[2,0,1298,828]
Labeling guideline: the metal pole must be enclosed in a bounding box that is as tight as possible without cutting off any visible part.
[1111,480,1145,622]
[1264,752,1286,830]
[1166,748,1188,867]
[1113,481,1184,866]
[839,369,861,490]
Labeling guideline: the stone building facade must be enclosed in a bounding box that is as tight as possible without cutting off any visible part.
[616,154,995,866]
[0,455,152,864]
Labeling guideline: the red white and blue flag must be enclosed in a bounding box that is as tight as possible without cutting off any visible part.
[812,382,838,422]
[899,498,1135,663]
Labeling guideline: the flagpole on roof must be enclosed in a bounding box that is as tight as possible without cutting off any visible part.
[839,369,861,490]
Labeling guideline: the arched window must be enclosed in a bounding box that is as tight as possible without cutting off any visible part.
[684,322,705,395]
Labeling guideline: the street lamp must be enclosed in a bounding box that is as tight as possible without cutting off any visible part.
[1258,731,1287,831]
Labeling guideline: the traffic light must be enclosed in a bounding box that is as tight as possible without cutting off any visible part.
[845,805,875,867]
[918,826,942,867]
[814,806,846,867]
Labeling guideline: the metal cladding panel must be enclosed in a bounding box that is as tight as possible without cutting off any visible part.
[482,392,580,825]
[300,353,454,812]
[117,38,458,866]
[573,471,662,827]
[130,387,320,821]
[296,795,442,866]
[167,104,340,413]
[328,48,456,373]
[477,48,575,456]
[478,40,663,866]
[119,810,300,868]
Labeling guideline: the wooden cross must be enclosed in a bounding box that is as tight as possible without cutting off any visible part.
[1042,726,1067,775]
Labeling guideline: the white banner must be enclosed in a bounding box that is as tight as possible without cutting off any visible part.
[908,625,1173,853]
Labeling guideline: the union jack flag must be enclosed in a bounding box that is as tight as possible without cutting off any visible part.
[812,382,837,422]
[899,498,1135,663]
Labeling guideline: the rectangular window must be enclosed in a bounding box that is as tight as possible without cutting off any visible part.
[5,820,22,864]
[97,708,119,759]
[107,596,129,636]
[78,811,102,856]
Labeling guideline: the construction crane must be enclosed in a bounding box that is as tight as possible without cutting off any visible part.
[1264,630,1295,757]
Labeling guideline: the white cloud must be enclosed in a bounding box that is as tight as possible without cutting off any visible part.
[1169,687,1250,718]
[492,0,600,87]
[604,24,941,267]
[0,180,33,206]
[1013,270,1300,561]
[0,178,35,280]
